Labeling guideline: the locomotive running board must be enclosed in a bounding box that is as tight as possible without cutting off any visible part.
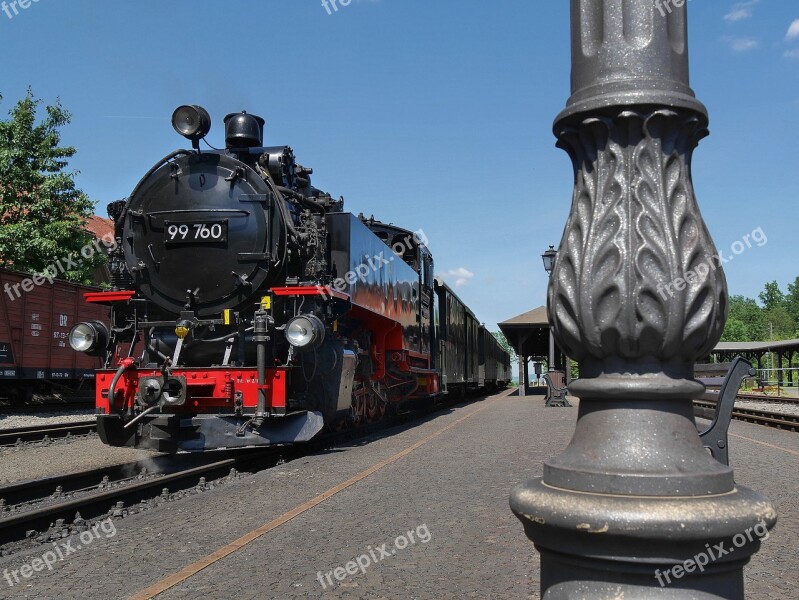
[96,411,325,453]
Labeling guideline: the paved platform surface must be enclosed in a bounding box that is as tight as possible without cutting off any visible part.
[0,390,796,600]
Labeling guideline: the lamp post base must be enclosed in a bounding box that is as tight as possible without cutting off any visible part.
[511,478,776,599]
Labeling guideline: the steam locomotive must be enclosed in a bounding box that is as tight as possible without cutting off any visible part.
[70,106,510,452]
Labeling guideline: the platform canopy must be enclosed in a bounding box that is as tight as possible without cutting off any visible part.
[498,306,553,360]
[711,338,799,370]
[713,339,799,353]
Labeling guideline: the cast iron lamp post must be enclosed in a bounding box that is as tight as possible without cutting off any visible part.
[511,1,775,597]
[542,245,557,371]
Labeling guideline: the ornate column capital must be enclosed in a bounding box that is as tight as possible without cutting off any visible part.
[511,2,775,597]
[550,107,726,401]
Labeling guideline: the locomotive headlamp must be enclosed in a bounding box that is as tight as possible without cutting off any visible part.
[68,321,109,355]
[171,105,211,141]
[285,314,325,350]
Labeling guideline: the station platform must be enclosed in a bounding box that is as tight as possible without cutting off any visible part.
[0,389,796,600]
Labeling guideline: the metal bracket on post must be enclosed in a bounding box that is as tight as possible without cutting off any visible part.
[698,357,756,466]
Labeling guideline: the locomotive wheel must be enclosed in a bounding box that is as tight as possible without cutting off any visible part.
[351,381,388,425]
[364,383,387,423]
[351,384,368,426]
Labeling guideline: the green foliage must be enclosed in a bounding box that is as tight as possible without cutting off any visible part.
[764,306,794,340]
[0,89,104,284]
[723,295,766,341]
[569,360,579,380]
[492,330,517,362]
[758,281,785,312]
[785,276,799,327]
[721,317,749,343]
[722,282,799,342]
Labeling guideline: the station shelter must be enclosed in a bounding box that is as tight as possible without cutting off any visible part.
[498,306,568,396]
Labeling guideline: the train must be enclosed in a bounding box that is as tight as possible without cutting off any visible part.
[0,268,108,406]
[69,105,511,452]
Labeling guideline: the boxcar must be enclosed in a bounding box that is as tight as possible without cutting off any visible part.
[435,278,479,394]
[478,325,510,389]
[0,268,107,404]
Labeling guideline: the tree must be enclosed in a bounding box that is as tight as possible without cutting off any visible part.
[764,307,795,341]
[758,281,785,312]
[720,317,749,343]
[492,331,517,362]
[755,281,796,340]
[0,89,105,283]
[722,295,766,342]
[785,276,799,329]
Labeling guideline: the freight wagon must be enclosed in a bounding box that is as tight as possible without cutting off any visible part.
[0,268,108,405]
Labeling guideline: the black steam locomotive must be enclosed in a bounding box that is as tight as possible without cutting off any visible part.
[71,106,510,452]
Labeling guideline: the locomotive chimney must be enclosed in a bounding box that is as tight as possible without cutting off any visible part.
[224,111,265,148]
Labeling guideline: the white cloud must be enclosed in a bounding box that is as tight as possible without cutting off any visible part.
[785,48,799,59]
[443,267,475,287]
[724,36,759,52]
[724,1,759,22]
[787,19,799,41]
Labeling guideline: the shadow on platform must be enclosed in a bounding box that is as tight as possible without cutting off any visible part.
[508,387,547,397]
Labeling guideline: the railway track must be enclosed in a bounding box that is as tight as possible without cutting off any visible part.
[0,390,502,549]
[0,420,97,447]
[694,400,799,432]
[0,449,280,546]
[736,392,799,406]
[0,401,95,414]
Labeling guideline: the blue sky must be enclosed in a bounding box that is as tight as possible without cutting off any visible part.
[1,0,797,330]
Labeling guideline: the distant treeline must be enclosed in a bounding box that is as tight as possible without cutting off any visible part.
[723,279,799,342]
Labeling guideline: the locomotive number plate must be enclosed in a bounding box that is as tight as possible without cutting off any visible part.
[164,220,228,244]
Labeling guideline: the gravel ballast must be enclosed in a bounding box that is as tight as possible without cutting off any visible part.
[0,436,161,485]
[736,400,799,417]
[0,410,97,431]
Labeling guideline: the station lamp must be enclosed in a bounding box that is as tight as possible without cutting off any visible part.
[541,245,557,276]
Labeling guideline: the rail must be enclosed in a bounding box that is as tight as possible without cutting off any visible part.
[0,421,97,446]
